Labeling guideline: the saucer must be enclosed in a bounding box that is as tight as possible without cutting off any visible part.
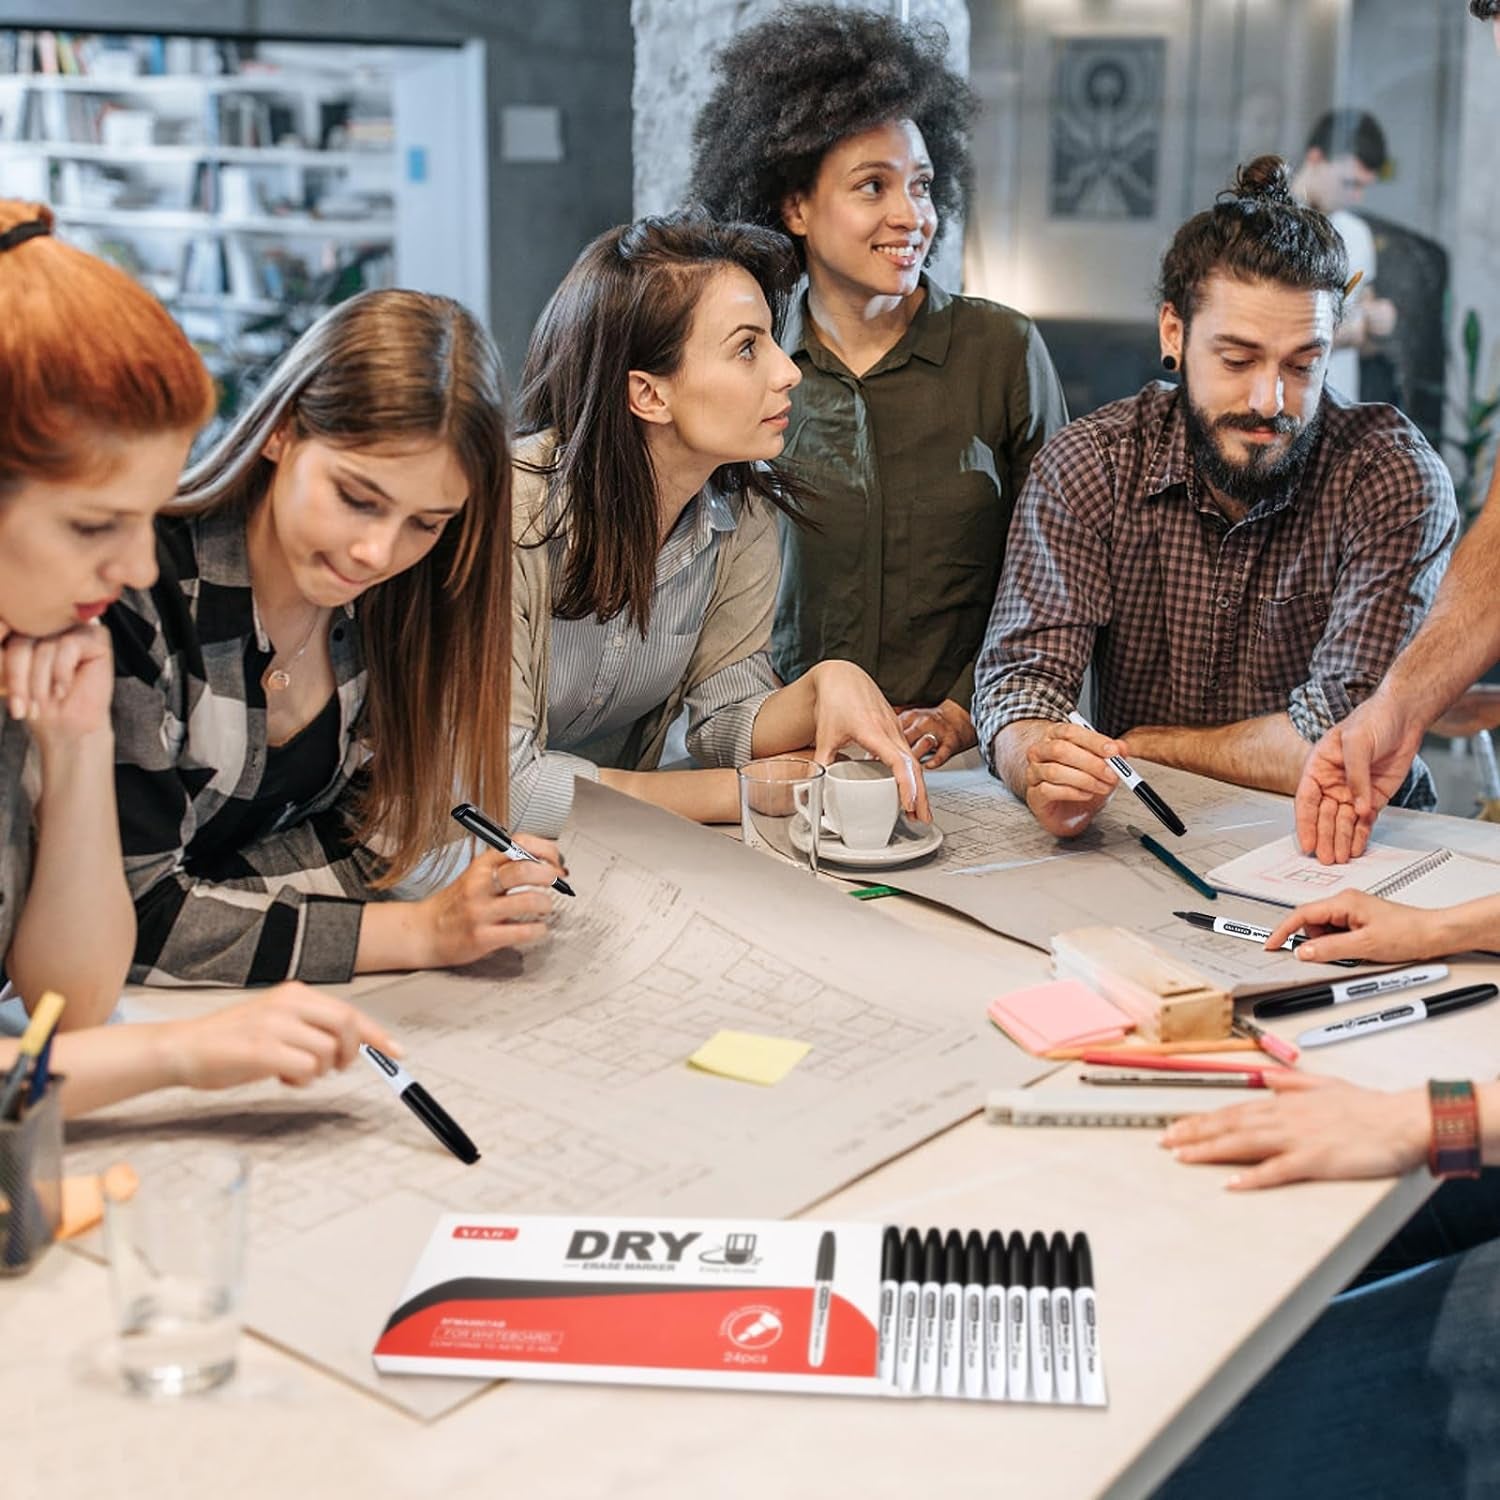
[789,815,945,868]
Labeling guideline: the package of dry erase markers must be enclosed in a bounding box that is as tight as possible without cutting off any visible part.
[373,1214,1106,1405]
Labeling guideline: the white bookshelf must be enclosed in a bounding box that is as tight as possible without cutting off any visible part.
[0,31,488,422]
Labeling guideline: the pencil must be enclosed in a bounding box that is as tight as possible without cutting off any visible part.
[1126,823,1217,901]
[1043,1037,1258,1060]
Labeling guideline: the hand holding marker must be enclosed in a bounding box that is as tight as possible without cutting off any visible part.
[451,802,575,897]
[1067,711,1186,837]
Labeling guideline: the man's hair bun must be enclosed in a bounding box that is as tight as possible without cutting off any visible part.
[1231,155,1296,207]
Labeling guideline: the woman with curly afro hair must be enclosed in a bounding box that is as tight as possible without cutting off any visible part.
[689,4,1068,770]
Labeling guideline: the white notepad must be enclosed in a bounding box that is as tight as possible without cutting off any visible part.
[1206,835,1500,910]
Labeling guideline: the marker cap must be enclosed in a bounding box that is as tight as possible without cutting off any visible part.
[922,1227,943,1282]
[1006,1230,1028,1288]
[1028,1231,1051,1291]
[1050,1231,1073,1291]
[965,1230,985,1285]
[882,1226,902,1280]
[943,1229,963,1283]
[985,1230,1005,1284]
[902,1228,923,1282]
[1071,1232,1094,1288]
[816,1230,836,1281]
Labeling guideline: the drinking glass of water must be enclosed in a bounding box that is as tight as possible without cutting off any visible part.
[739,757,825,874]
[103,1147,248,1396]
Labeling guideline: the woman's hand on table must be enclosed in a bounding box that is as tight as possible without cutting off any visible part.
[1264,890,1458,964]
[416,841,566,967]
[160,982,398,1090]
[897,699,977,770]
[1162,1072,1431,1190]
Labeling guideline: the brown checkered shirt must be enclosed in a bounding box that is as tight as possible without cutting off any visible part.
[974,381,1457,808]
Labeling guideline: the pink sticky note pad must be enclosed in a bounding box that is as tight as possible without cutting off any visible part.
[987,980,1131,1056]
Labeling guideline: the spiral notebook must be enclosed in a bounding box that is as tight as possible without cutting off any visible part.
[1206,836,1500,910]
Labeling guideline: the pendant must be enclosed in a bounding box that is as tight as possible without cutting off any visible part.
[266,668,292,692]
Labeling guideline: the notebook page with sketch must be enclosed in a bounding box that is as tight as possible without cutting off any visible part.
[1206,836,1500,910]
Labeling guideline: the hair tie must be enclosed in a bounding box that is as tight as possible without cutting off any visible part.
[0,217,51,254]
[1344,269,1364,297]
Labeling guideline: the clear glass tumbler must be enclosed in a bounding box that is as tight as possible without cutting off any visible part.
[103,1147,248,1396]
[738,756,825,874]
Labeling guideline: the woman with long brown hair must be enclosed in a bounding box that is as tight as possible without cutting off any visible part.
[108,289,564,986]
[1,197,395,1110]
[510,213,929,833]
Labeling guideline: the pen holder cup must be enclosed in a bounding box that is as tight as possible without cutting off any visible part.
[0,1079,63,1276]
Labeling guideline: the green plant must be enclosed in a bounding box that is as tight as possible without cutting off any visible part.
[1451,308,1500,523]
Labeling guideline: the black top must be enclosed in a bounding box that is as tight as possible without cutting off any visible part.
[196,693,342,859]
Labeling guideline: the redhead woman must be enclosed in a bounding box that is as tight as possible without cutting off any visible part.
[0,199,392,1113]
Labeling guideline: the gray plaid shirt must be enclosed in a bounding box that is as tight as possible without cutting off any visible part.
[0,716,34,989]
[109,507,377,988]
[974,382,1457,808]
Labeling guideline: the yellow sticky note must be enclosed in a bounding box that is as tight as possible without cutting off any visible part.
[687,1030,812,1086]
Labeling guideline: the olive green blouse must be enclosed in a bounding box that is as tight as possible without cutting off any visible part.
[773,276,1068,709]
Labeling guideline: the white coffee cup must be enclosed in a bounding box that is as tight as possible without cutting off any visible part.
[821,761,899,850]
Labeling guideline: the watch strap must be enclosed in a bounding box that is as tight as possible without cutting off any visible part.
[1428,1079,1482,1179]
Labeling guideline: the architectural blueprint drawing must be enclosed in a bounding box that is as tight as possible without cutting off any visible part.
[70,780,1047,1420]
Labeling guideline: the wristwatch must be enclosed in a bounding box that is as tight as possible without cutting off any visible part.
[1428,1080,1482,1179]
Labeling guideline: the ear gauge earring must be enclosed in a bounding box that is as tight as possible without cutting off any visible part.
[1161,354,1178,372]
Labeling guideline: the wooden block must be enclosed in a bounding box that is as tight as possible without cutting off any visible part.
[1050,926,1232,1044]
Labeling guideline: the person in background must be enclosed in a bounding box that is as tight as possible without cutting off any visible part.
[1294,2,1500,870]
[1292,108,1398,402]
[0,198,393,1109]
[108,290,566,988]
[688,4,1068,770]
[509,214,928,834]
[978,157,1456,838]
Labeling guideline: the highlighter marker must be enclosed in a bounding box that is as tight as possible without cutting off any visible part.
[939,1230,964,1398]
[962,1230,986,1401]
[1073,1233,1106,1407]
[983,1230,1007,1401]
[877,1226,901,1387]
[917,1228,943,1396]
[808,1230,835,1369]
[1050,1231,1078,1403]
[895,1228,923,1394]
[1027,1231,1054,1403]
[1005,1231,1030,1401]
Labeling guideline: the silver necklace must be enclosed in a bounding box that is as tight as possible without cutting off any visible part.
[264,607,329,693]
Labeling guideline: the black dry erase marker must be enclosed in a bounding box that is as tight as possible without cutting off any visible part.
[984,1230,1007,1401]
[896,1228,923,1394]
[1072,1233,1106,1406]
[940,1230,964,1399]
[1005,1230,1029,1401]
[918,1227,943,1396]
[361,1044,479,1165]
[1050,1231,1078,1403]
[962,1230,985,1401]
[808,1230,835,1368]
[1027,1231,1054,1403]
[878,1226,901,1387]
[451,801,575,897]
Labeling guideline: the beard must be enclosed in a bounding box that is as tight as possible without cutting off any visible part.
[1180,371,1323,510]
